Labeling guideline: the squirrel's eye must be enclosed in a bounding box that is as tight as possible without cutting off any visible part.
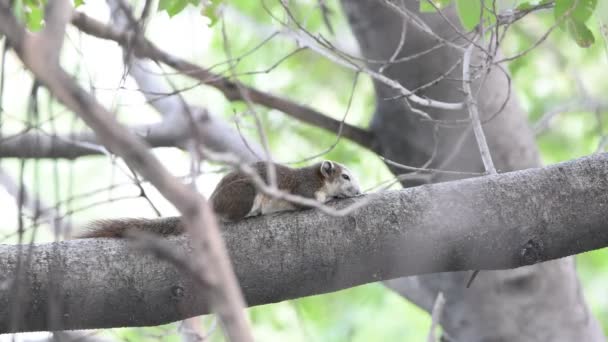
[341,174,350,181]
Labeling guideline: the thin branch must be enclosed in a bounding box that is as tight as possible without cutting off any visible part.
[0,166,73,238]
[534,99,608,135]
[0,119,193,159]
[107,0,264,163]
[463,40,496,174]
[0,3,253,341]
[70,11,376,151]
[276,3,466,116]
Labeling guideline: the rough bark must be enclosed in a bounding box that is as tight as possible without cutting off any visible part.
[1,153,608,333]
[340,0,604,341]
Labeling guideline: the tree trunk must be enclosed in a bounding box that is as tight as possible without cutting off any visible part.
[339,0,605,340]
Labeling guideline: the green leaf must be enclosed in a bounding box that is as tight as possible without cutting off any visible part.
[455,0,481,30]
[158,0,190,17]
[23,0,40,7]
[455,0,496,31]
[158,0,169,11]
[25,5,43,31]
[20,0,45,31]
[516,1,534,11]
[516,0,554,10]
[554,0,597,47]
[566,19,595,47]
[74,0,84,7]
[419,0,452,13]
[201,0,221,26]
[555,0,597,24]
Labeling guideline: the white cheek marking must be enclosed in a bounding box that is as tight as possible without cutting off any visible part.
[246,193,264,217]
[261,199,296,214]
[323,181,342,198]
[342,170,360,195]
[248,194,298,216]
[350,175,361,194]
[315,189,328,202]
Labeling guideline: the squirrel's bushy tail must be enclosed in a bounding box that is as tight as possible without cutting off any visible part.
[76,217,185,238]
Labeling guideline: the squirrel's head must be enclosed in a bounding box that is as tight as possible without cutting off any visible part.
[319,160,361,199]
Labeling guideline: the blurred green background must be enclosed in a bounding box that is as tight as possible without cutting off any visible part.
[0,0,607,341]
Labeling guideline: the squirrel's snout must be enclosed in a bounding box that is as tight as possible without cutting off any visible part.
[347,187,361,197]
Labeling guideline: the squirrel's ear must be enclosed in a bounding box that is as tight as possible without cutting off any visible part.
[320,160,335,178]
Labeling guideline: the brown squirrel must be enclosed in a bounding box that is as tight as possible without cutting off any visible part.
[78,160,361,238]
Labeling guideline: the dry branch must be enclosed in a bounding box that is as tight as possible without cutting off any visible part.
[462,41,496,175]
[2,152,608,332]
[106,0,264,163]
[0,166,72,237]
[70,11,375,151]
[0,3,253,341]
[0,107,264,161]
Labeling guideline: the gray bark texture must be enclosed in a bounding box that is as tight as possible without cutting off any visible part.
[1,153,608,334]
[339,0,605,341]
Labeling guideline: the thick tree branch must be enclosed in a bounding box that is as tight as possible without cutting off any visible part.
[69,11,376,151]
[2,153,608,333]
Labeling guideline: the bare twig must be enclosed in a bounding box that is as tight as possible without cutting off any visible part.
[0,2,253,340]
[534,99,608,135]
[462,40,496,174]
[0,114,219,159]
[70,11,375,151]
[219,14,276,186]
[275,3,466,116]
[0,166,73,238]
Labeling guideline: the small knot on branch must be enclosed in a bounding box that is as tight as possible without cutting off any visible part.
[520,239,543,265]
[171,285,185,299]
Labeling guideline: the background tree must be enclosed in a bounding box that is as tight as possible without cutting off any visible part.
[0,0,607,341]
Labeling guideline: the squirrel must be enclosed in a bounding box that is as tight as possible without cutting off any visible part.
[77,160,361,238]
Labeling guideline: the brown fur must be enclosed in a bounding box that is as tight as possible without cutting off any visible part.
[77,217,184,238]
[76,161,345,238]
[210,162,328,221]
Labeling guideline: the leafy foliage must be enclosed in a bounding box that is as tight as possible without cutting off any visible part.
[158,0,199,17]
[555,0,598,47]
[455,0,487,31]
[418,0,601,47]
[15,0,84,31]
